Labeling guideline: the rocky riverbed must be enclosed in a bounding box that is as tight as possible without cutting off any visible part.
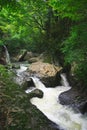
[0,47,87,130]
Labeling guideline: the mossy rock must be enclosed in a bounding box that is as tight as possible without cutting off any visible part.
[27,89,43,99]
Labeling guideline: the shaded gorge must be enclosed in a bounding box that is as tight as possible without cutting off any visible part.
[2,47,87,130]
[14,62,87,130]
[26,74,87,130]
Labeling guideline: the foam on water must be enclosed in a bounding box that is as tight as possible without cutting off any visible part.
[29,75,87,130]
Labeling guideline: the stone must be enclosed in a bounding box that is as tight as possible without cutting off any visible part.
[24,51,34,61]
[22,78,35,90]
[28,89,43,99]
[16,49,27,61]
[77,101,87,114]
[28,57,39,63]
[24,51,40,62]
[29,61,61,77]
[28,61,62,87]
[59,88,76,105]
[59,87,87,114]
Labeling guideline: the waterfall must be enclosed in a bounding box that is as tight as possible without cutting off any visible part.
[26,74,87,130]
[60,73,70,87]
[3,45,11,65]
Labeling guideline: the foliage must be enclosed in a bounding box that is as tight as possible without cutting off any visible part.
[1,0,87,129]
[0,65,28,129]
[0,0,87,86]
[49,0,87,20]
[0,0,70,54]
[0,65,55,130]
[61,23,87,84]
[0,0,48,53]
[0,65,39,130]
[49,0,87,85]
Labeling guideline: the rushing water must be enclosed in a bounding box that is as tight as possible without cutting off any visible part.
[14,64,28,85]
[4,45,11,64]
[4,47,86,129]
[28,75,87,130]
[16,64,87,130]
[16,64,27,76]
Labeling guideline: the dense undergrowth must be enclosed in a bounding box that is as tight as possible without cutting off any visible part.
[0,65,57,130]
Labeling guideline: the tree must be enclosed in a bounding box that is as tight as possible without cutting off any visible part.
[49,0,87,85]
[49,0,87,20]
[0,0,48,53]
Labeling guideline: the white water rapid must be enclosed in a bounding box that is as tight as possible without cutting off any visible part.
[15,64,28,85]
[16,64,27,76]
[28,74,87,130]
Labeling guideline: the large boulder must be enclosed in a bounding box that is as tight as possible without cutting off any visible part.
[59,87,87,114]
[59,88,78,105]
[28,61,62,87]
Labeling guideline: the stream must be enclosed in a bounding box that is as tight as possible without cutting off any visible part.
[16,64,87,130]
[3,46,87,130]
[30,76,87,130]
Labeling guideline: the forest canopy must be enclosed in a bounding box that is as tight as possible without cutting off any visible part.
[0,0,87,84]
[0,0,87,129]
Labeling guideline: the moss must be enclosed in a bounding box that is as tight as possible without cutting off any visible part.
[43,54,52,64]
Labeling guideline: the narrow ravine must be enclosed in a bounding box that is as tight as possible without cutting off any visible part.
[28,75,87,130]
[15,64,87,130]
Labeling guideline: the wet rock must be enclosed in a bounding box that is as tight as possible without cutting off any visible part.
[76,101,87,114]
[22,78,34,90]
[12,63,20,69]
[62,64,71,75]
[59,87,87,114]
[27,89,43,99]
[59,88,76,105]
[14,71,31,85]
[28,61,62,87]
